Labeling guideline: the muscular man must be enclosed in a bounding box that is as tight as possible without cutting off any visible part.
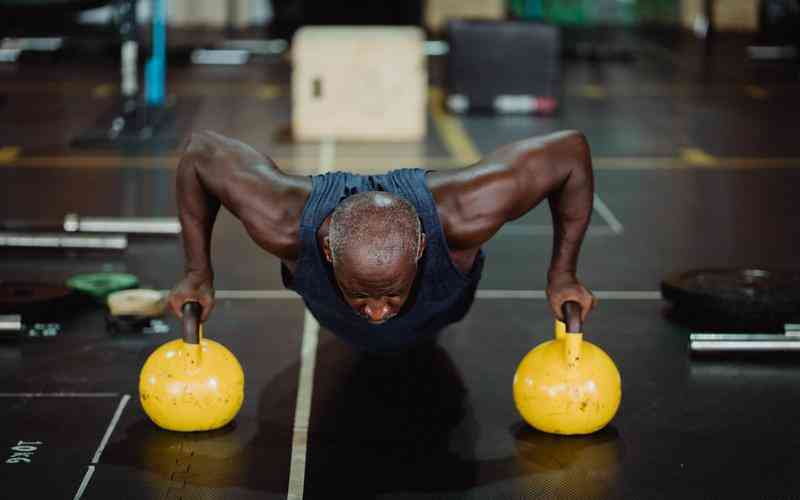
[169,130,596,351]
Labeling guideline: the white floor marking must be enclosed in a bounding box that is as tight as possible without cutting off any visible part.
[500,225,619,236]
[199,290,662,300]
[593,194,624,234]
[72,465,95,500]
[0,392,119,398]
[476,290,662,300]
[499,192,623,237]
[319,137,336,172]
[286,138,332,500]
[216,290,300,299]
[287,309,320,500]
[73,394,130,500]
[91,394,130,463]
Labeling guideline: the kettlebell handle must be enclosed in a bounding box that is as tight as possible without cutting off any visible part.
[181,301,202,345]
[562,301,582,334]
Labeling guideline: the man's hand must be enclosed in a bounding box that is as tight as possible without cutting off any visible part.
[168,272,215,322]
[546,271,596,324]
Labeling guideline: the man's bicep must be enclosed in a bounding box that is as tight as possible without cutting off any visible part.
[429,133,579,249]
[186,130,311,260]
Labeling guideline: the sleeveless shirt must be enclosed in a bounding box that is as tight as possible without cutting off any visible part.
[281,168,485,352]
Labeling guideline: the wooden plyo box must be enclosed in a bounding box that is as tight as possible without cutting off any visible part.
[425,0,506,35]
[291,26,427,142]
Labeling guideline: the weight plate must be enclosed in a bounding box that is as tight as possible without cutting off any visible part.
[662,268,800,323]
[66,272,139,301]
[0,281,76,317]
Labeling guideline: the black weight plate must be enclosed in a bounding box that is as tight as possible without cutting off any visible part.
[661,268,800,323]
[0,281,78,318]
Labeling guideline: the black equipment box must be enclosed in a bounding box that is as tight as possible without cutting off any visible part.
[446,20,561,115]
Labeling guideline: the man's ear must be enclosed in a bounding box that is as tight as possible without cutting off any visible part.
[323,237,334,264]
[416,233,426,262]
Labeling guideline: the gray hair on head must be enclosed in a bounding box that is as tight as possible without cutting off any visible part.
[328,191,422,267]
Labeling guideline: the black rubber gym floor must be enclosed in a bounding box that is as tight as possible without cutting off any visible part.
[1,29,800,499]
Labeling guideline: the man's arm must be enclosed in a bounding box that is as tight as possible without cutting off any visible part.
[170,130,311,318]
[428,130,596,321]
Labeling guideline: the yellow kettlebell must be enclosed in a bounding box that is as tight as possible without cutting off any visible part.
[139,302,244,432]
[513,301,621,435]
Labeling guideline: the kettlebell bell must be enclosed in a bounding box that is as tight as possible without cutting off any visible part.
[513,301,621,435]
[139,302,245,432]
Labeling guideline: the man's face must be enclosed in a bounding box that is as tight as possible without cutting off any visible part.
[324,236,425,324]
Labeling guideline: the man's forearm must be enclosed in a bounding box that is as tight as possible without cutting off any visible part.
[176,139,221,280]
[546,133,594,280]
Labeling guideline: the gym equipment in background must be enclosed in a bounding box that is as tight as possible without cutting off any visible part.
[446,20,561,115]
[72,0,178,149]
[691,323,800,353]
[139,302,244,432]
[748,0,800,60]
[66,272,139,301]
[63,214,180,234]
[424,0,505,36]
[0,232,127,250]
[513,301,621,435]
[106,288,169,334]
[291,26,427,142]
[0,282,82,323]
[662,268,800,327]
[0,314,61,340]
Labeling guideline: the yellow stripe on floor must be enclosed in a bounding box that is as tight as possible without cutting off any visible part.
[92,84,115,98]
[254,84,285,100]
[2,152,798,171]
[428,87,481,165]
[680,148,719,167]
[576,84,608,99]
[0,147,20,164]
[744,85,769,99]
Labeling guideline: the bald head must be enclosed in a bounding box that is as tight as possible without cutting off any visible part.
[324,191,425,324]
[328,191,422,269]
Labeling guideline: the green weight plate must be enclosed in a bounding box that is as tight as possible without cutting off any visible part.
[66,272,139,300]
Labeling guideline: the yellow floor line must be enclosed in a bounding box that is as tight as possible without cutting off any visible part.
[575,84,608,99]
[744,85,769,99]
[3,153,799,171]
[680,148,719,167]
[0,147,21,164]
[1,154,459,170]
[429,87,481,165]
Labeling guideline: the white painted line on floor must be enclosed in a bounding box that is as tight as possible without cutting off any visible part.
[287,309,320,500]
[216,290,300,299]
[163,289,663,301]
[476,290,662,300]
[91,394,130,463]
[72,465,95,500]
[593,194,624,235]
[287,136,330,500]
[594,290,662,300]
[499,225,619,236]
[319,137,336,173]
[0,392,119,398]
[73,394,130,500]
[477,290,547,299]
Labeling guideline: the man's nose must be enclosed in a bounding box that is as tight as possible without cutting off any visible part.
[364,301,389,321]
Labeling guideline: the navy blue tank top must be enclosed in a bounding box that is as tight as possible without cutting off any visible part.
[282,168,485,352]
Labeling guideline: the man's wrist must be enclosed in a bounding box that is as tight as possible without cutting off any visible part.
[185,268,214,283]
[547,268,576,283]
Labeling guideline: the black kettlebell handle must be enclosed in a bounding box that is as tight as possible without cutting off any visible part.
[181,301,202,345]
[562,301,582,334]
